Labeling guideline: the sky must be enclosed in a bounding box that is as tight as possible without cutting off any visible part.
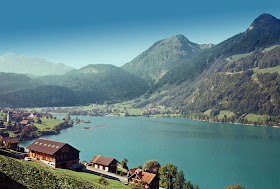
[0,0,280,68]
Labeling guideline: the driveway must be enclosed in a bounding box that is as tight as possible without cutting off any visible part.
[85,166,128,184]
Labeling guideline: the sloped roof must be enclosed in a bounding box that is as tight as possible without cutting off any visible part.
[26,138,71,155]
[3,137,19,144]
[129,168,158,184]
[91,155,116,166]
[21,120,29,125]
[141,172,157,184]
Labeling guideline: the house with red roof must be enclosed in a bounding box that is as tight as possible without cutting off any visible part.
[26,138,80,168]
[128,168,160,189]
[90,155,117,173]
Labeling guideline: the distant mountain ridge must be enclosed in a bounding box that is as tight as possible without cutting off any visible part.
[122,34,210,85]
[0,52,73,76]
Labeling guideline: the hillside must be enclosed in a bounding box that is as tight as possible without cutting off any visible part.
[39,64,149,104]
[0,52,73,76]
[122,34,207,85]
[0,85,78,108]
[0,155,108,189]
[135,14,280,125]
[151,14,280,91]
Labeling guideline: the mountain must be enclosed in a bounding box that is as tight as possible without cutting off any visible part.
[139,13,280,125]
[39,64,149,104]
[0,85,78,108]
[122,34,207,85]
[152,14,280,90]
[0,52,73,76]
[0,72,77,108]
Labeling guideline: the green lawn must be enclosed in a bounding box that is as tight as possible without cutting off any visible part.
[203,109,213,116]
[245,113,269,123]
[262,45,280,52]
[226,52,253,63]
[63,170,129,189]
[252,65,280,79]
[217,110,235,119]
[33,118,64,131]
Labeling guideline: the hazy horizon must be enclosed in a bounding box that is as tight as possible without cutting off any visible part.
[1,0,280,69]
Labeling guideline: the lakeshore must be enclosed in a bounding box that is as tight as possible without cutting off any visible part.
[20,115,280,189]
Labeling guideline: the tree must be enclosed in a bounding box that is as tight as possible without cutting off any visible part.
[174,170,185,189]
[183,181,194,189]
[226,184,245,189]
[159,163,177,189]
[98,175,109,186]
[143,160,161,174]
[121,158,128,170]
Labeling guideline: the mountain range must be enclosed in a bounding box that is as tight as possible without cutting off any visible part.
[0,52,73,76]
[1,13,280,125]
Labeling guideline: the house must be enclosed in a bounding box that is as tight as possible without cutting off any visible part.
[26,138,80,168]
[20,120,30,126]
[3,137,19,150]
[90,155,117,173]
[128,168,160,189]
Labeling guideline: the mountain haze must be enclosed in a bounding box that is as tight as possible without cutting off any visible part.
[39,64,149,104]
[0,52,73,76]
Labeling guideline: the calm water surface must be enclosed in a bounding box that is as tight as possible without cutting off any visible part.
[20,115,280,189]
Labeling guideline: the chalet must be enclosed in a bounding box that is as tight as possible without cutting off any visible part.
[20,120,30,126]
[90,155,117,173]
[3,137,19,150]
[26,138,80,168]
[128,168,160,189]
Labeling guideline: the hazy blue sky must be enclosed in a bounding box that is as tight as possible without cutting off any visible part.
[0,0,280,68]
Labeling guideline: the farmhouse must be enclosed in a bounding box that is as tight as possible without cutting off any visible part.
[128,168,160,189]
[2,137,19,150]
[26,138,80,168]
[90,155,117,173]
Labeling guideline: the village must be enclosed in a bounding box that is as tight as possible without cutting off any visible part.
[0,108,160,189]
[37,103,180,118]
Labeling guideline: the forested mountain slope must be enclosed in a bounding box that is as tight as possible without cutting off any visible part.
[122,34,211,85]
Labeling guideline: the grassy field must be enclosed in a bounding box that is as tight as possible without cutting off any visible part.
[203,109,213,116]
[226,52,253,63]
[245,113,269,123]
[252,65,280,79]
[217,110,235,119]
[0,154,129,189]
[33,118,64,131]
[63,170,129,189]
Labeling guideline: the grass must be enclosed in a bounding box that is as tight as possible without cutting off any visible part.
[0,154,128,189]
[226,52,253,63]
[262,45,280,52]
[245,113,269,123]
[252,65,280,79]
[217,110,235,119]
[33,118,64,131]
[64,170,129,189]
[203,109,213,116]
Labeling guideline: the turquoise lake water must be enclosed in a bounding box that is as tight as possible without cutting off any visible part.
[20,115,280,189]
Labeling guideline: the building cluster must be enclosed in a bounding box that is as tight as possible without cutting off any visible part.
[25,138,160,188]
[0,109,43,129]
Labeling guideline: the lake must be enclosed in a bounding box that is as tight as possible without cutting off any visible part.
[20,115,280,189]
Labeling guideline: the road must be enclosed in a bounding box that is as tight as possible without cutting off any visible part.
[85,166,128,184]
